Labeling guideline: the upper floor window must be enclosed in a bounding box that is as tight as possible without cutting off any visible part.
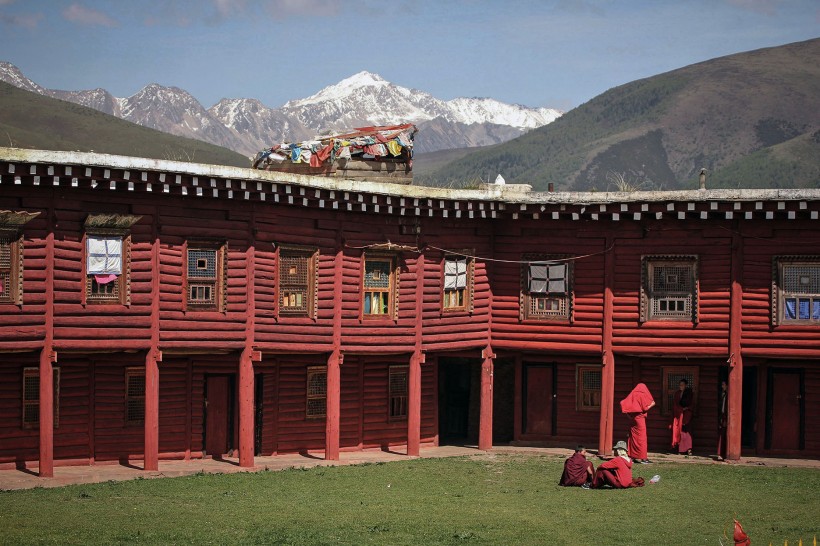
[0,210,38,305]
[362,255,397,319]
[774,257,820,325]
[640,255,698,323]
[389,365,409,419]
[279,247,318,318]
[520,257,572,321]
[22,367,60,428]
[84,214,141,306]
[186,242,227,312]
[442,255,473,312]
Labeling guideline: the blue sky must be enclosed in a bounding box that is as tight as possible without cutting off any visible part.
[1,0,817,111]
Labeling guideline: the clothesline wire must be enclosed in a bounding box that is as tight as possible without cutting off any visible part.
[344,242,615,265]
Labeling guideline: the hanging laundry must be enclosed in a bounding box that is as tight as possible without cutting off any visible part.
[94,273,118,285]
[386,140,403,157]
[299,148,312,164]
[289,144,302,163]
[337,146,352,160]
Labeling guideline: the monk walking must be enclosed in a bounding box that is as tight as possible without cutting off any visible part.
[620,383,655,464]
[559,445,594,487]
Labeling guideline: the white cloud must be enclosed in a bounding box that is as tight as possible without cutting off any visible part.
[62,3,118,27]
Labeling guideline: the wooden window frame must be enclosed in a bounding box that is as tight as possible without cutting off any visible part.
[388,365,409,420]
[640,255,699,323]
[0,230,23,305]
[184,241,227,312]
[772,256,820,326]
[361,253,398,320]
[576,364,602,412]
[84,234,131,306]
[441,253,474,313]
[661,366,699,417]
[125,367,145,426]
[277,246,319,319]
[22,367,60,429]
[305,366,327,419]
[519,254,573,321]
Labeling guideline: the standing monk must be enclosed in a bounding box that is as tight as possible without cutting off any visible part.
[559,445,594,487]
[620,383,655,464]
[671,379,694,455]
[717,380,728,461]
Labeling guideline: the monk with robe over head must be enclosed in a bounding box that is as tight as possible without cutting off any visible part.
[559,446,594,487]
[620,383,655,463]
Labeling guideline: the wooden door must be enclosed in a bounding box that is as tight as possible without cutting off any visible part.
[769,370,803,451]
[205,375,230,458]
[440,362,471,441]
[524,365,553,436]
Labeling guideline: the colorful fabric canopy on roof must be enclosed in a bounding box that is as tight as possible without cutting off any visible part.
[252,124,417,170]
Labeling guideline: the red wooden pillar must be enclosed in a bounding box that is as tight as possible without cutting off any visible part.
[38,347,55,477]
[479,346,495,451]
[598,237,615,457]
[238,348,256,467]
[144,350,160,471]
[325,350,342,461]
[726,232,744,460]
[407,351,423,456]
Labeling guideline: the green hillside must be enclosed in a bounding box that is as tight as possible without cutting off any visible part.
[418,38,820,191]
[0,81,249,167]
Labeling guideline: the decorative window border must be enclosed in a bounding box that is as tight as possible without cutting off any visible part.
[519,254,573,322]
[361,253,399,320]
[441,252,475,314]
[640,255,699,323]
[388,365,409,420]
[772,256,820,326]
[184,240,228,313]
[277,245,319,319]
[660,366,699,417]
[0,210,39,306]
[22,367,60,429]
[305,366,327,419]
[125,367,145,425]
[83,214,141,307]
[575,364,602,412]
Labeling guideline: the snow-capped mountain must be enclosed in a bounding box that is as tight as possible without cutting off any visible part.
[0,63,562,157]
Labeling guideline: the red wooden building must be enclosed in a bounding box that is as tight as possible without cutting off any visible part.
[1,147,819,478]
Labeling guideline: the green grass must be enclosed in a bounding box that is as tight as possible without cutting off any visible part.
[1,454,818,545]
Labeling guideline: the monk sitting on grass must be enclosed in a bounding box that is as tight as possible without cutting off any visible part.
[586,441,633,489]
[559,445,594,487]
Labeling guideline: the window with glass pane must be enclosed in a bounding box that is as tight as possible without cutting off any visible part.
[279,249,316,316]
[22,367,60,428]
[125,368,145,424]
[389,366,409,419]
[641,256,698,322]
[777,259,820,324]
[576,365,602,411]
[187,246,222,310]
[522,259,570,320]
[306,367,327,418]
[443,256,470,310]
[363,257,395,318]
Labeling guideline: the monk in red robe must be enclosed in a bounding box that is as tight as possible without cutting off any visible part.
[620,383,655,463]
[590,441,633,489]
[717,380,728,460]
[671,379,694,455]
[559,445,594,487]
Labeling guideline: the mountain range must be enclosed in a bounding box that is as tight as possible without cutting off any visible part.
[418,38,820,191]
[0,64,561,157]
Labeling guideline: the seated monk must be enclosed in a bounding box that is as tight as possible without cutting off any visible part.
[590,441,633,489]
[559,445,594,487]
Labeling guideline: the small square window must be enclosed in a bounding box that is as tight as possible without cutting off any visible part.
[389,366,409,419]
[186,245,225,311]
[197,258,208,270]
[279,248,318,317]
[22,367,60,428]
[306,367,327,419]
[0,234,22,305]
[641,256,698,322]
[363,256,397,319]
[125,367,145,425]
[576,365,602,411]
[520,256,572,321]
[442,255,472,312]
[774,258,820,325]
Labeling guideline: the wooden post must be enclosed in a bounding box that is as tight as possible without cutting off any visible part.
[39,228,55,478]
[144,350,159,471]
[407,351,423,456]
[598,236,615,457]
[238,348,255,467]
[727,232,744,461]
[408,250,424,457]
[479,346,495,451]
[325,350,341,461]
[239,238,257,468]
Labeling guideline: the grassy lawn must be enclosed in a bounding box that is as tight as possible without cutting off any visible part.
[1,454,818,545]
